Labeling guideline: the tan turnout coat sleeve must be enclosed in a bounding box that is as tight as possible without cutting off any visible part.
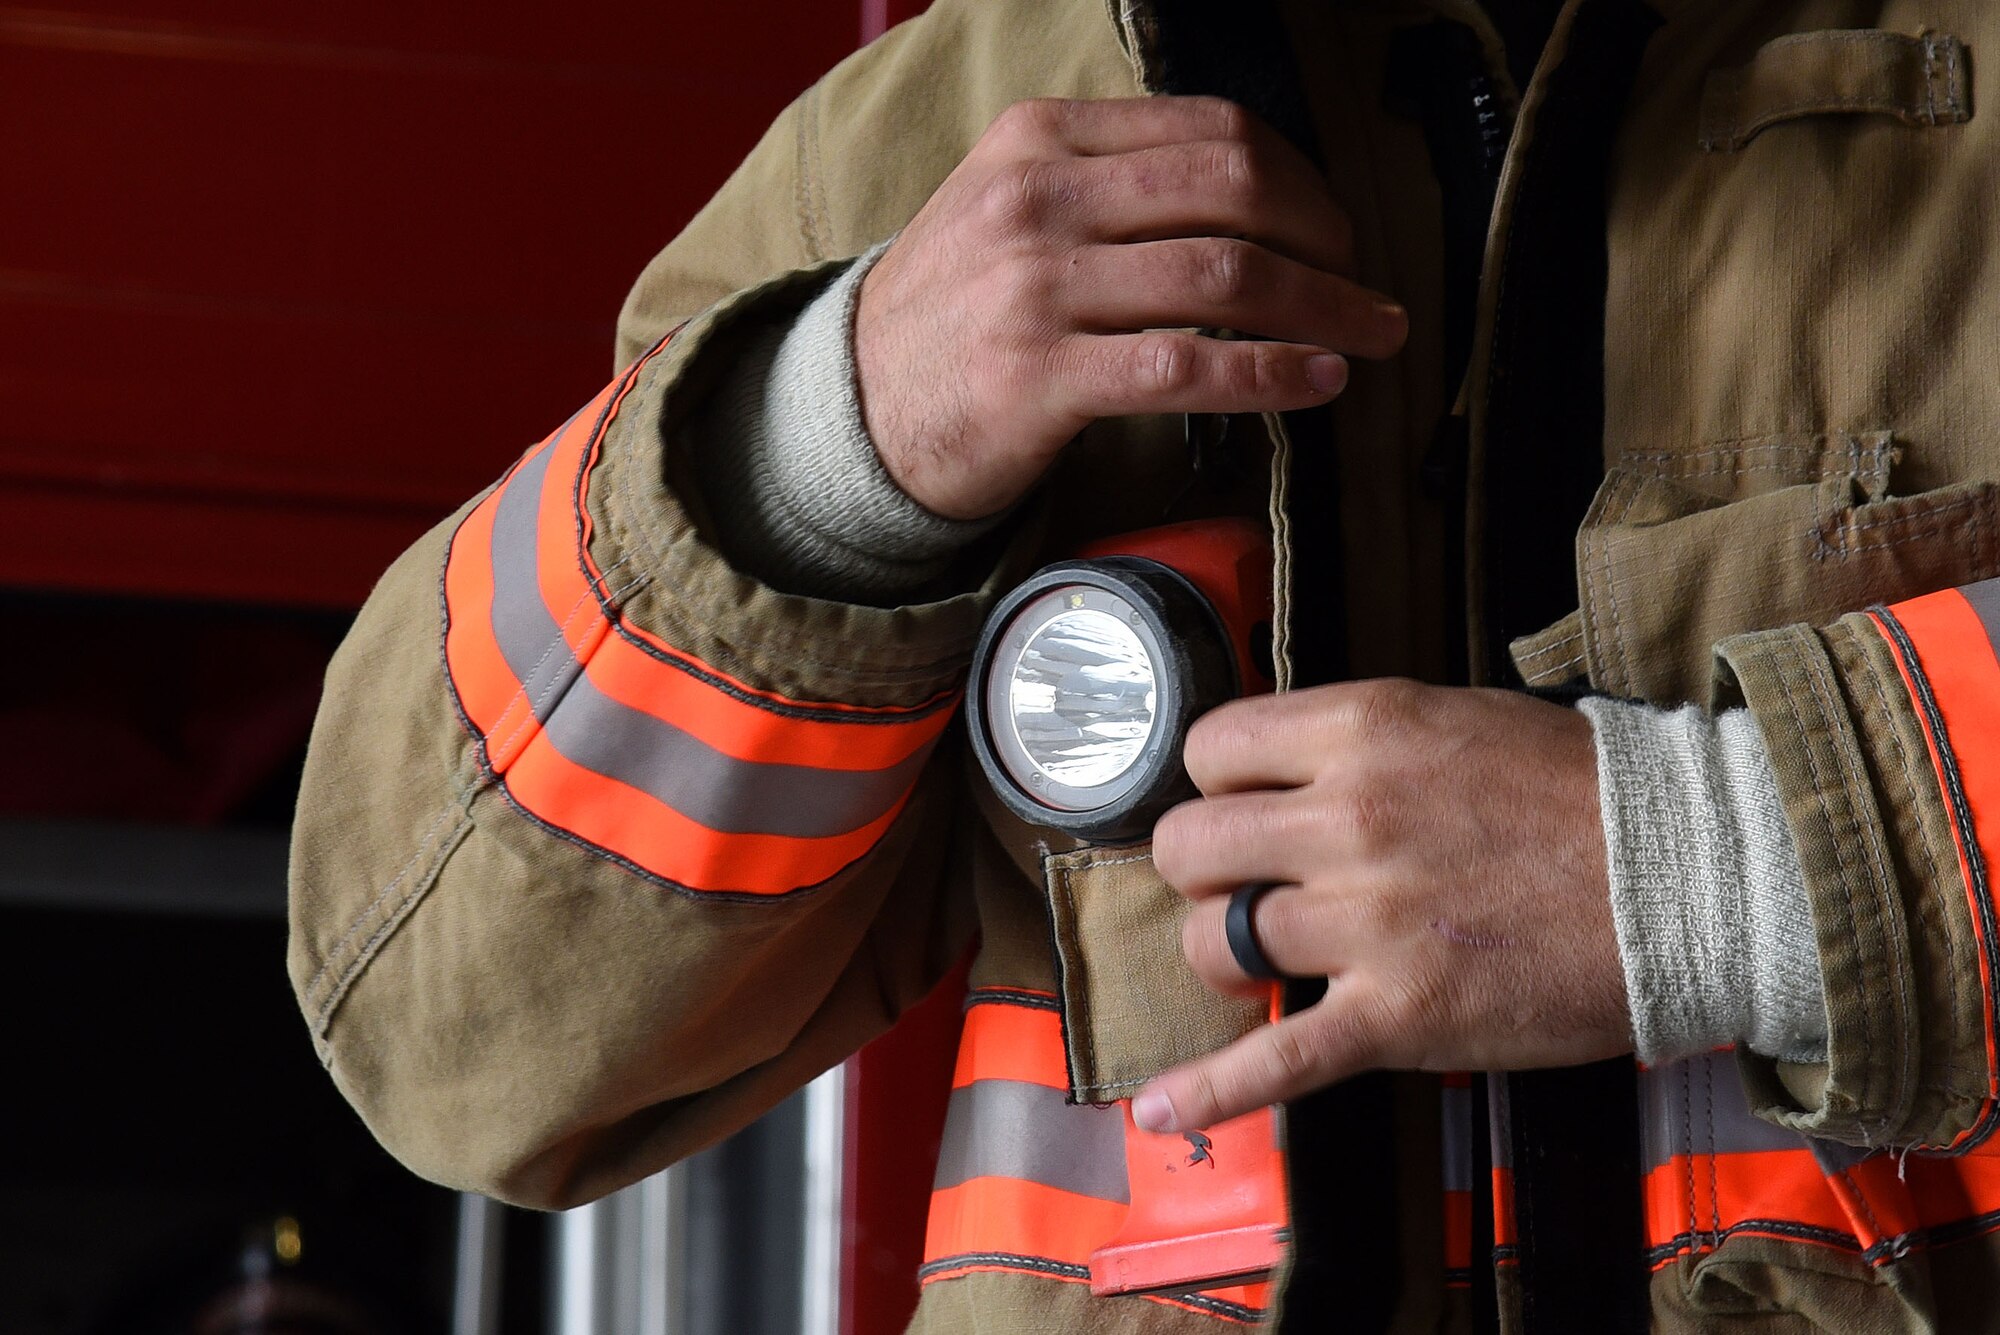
[292,0,2000,1323]
[286,0,1141,1210]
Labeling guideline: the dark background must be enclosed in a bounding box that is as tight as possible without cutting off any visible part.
[0,3,929,1330]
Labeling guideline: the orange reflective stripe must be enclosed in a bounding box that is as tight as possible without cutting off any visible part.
[440,332,956,896]
[1874,582,2000,1145]
[1645,1149,1847,1264]
[925,1177,1128,1272]
[1642,1051,2000,1268]
[951,997,1068,1091]
[498,741,908,890]
[925,994,1265,1324]
[1908,1139,2000,1240]
[930,998,1123,1262]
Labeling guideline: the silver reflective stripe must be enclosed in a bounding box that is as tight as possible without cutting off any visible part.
[484,442,933,841]
[491,443,589,718]
[1442,1083,1475,1194]
[1958,576,2000,666]
[932,1080,1129,1204]
[1638,1051,1806,1174]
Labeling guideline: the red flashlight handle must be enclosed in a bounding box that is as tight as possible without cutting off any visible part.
[1075,519,1275,697]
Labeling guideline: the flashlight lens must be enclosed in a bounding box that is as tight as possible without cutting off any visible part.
[1009,608,1159,789]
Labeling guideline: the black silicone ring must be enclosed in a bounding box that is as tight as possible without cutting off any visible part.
[1225,882,1283,981]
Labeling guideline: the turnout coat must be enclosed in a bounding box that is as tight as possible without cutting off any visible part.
[290,0,2000,1328]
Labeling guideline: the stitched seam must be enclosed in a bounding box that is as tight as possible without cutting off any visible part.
[794,87,824,261]
[483,775,856,904]
[489,567,645,760]
[541,342,954,705]
[1759,29,1916,53]
[1840,1163,1891,1249]
[484,561,637,766]
[1085,1074,1159,1094]
[1683,1061,1700,1250]
[1050,861,1096,1095]
[1155,1292,1265,1324]
[1924,31,1938,124]
[1056,849,1154,1096]
[1577,474,1623,696]
[559,350,946,687]
[309,809,473,1039]
[1060,848,1177,1099]
[1622,434,1892,463]
[302,802,459,1015]
[1646,1219,1859,1264]
[1803,638,1916,1132]
[1632,461,1881,482]
[1593,471,1639,694]
[1815,493,1988,561]
[1860,649,1967,1098]
[1744,96,1933,127]
[1784,645,1876,1118]
[1516,630,1584,663]
[918,1253,1092,1281]
[1523,651,1586,684]
[1826,517,1990,558]
[1705,1057,1721,1244]
[964,988,1062,1012]
[1876,608,2000,1152]
[808,88,834,257]
[603,401,977,687]
[1080,851,1154,870]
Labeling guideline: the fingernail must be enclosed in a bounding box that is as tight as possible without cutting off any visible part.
[1375,300,1408,326]
[1306,353,1347,395]
[1133,1089,1176,1133]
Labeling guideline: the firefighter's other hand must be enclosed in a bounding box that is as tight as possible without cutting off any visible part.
[1138,681,1628,1133]
[854,96,1408,520]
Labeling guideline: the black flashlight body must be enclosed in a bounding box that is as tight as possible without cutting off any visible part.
[967,518,1274,845]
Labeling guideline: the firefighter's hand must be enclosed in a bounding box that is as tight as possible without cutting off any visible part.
[1136,680,1630,1134]
[854,96,1408,520]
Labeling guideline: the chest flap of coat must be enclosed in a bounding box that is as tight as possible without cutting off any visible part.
[1529,1,2000,705]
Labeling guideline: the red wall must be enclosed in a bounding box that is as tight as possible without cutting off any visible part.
[6,6,961,1331]
[0,3,862,607]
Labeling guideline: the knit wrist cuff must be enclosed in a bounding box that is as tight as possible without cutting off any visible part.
[692,241,1006,603]
[1581,697,1827,1065]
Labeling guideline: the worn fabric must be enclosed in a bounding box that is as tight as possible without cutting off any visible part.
[1583,698,1823,1064]
[289,0,2000,1331]
[692,240,1006,602]
[698,276,1831,1077]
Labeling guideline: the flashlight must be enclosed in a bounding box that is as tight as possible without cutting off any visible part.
[968,518,1288,1300]
[968,519,1274,843]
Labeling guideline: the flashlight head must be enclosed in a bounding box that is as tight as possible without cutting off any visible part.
[969,557,1237,844]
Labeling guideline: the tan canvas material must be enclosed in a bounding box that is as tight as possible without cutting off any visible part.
[1044,843,1270,1103]
[290,0,2000,1328]
[1697,27,1972,151]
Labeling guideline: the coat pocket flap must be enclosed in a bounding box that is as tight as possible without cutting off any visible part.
[1700,29,1971,152]
[1043,843,1265,1103]
[1578,471,2000,704]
